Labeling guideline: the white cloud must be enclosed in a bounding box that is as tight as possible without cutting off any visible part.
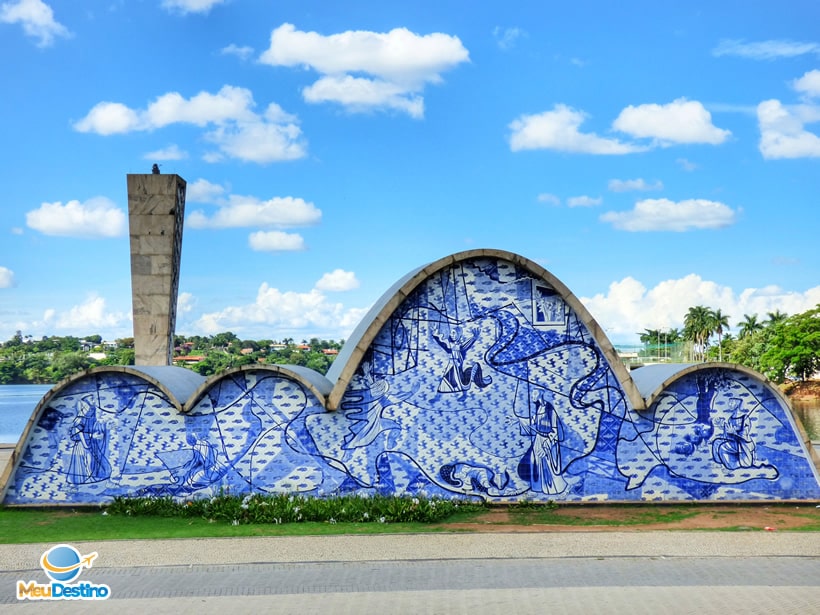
[493,26,526,50]
[0,0,69,47]
[26,197,126,238]
[612,98,730,145]
[188,195,321,229]
[712,39,820,60]
[302,75,424,118]
[220,43,253,60]
[194,283,363,338]
[757,99,820,159]
[0,266,15,288]
[567,195,602,207]
[54,295,129,332]
[203,104,307,163]
[187,178,227,203]
[315,269,360,292]
[177,292,195,314]
[581,274,820,345]
[537,193,561,206]
[259,23,469,118]
[793,69,820,99]
[676,157,698,171]
[72,102,140,135]
[509,104,645,154]
[74,86,306,163]
[600,198,738,232]
[144,144,188,161]
[608,178,663,192]
[248,230,305,251]
[161,0,226,14]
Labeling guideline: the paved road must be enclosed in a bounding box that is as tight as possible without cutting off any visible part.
[2,533,819,614]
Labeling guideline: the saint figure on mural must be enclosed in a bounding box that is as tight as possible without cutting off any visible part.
[179,432,229,491]
[66,397,111,484]
[432,325,492,395]
[711,399,757,470]
[517,389,566,495]
[343,357,410,450]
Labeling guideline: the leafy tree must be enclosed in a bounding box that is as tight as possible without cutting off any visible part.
[211,331,238,349]
[305,353,330,374]
[759,306,820,382]
[49,352,93,381]
[5,330,24,347]
[0,360,23,384]
[59,336,81,352]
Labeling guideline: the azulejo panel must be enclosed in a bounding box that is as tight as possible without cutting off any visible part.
[3,251,819,504]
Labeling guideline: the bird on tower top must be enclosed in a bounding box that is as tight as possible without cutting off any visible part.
[152,164,160,174]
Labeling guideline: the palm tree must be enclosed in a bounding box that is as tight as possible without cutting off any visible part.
[710,308,730,361]
[738,314,763,339]
[765,310,788,327]
[684,305,713,362]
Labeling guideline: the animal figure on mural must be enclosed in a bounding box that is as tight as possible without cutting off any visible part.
[711,398,758,470]
[66,397,111,485]
[432,324,492,395]
[517,389,567,495]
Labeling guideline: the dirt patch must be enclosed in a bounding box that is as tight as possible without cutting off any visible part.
[784,380,820,401]
[440,504,820,532]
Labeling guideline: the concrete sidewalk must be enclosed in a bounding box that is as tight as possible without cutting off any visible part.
[3,533,819,614]
[3,531,820,571]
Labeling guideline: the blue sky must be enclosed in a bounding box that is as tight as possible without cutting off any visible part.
[1,0,819,346]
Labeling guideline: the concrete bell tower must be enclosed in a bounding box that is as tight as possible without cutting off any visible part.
[126,173,186,366]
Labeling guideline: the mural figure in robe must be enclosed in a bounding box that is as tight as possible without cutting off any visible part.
[712,398,758,470]
[517,389,567,495]
[432,325,492,395]
[343,357,410,450]
[66,397,111,484]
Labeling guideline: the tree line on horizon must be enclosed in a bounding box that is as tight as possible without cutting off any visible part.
[1,304,818,385]
[638,304,820,382]
[0,331,344,385]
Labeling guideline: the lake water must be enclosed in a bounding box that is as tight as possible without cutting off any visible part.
[0,384,53,444]
[792,400,820,442]
[0,384,818,445]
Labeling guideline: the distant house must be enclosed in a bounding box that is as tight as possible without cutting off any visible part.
[172,355,205,364]
[322,349,339,355]
[240,348,254,355]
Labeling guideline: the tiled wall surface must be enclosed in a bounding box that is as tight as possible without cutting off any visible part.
[5,256,819,504]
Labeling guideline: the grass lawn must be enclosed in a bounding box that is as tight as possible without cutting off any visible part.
[2,502,819,543]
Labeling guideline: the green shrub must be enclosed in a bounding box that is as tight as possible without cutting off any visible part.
[106,493,485,525]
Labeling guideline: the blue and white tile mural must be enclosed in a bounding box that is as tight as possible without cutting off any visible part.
[3,251,819,504]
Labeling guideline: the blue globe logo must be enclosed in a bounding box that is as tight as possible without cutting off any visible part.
[41,544,83,583]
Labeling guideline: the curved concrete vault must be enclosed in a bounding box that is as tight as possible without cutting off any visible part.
[3,249,819,505]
